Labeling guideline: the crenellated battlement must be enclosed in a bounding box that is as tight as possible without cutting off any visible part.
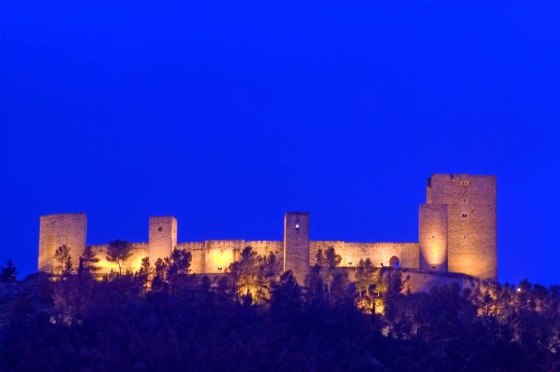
[37,174,497,282]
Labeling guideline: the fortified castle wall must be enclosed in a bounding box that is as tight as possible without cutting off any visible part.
[89,243,149,275]
[38,174,497,283]
[178,240,283,274]
[310,242,419,270]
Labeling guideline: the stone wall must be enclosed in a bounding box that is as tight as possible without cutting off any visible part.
[178,240,282,274]
[247,240,283,259]
[91,242,149,275]
[178,242,206,274]
[310,241,420,270]
[87,239,420,277]
[428,174,497,280]
[202,240,243,274]
[36,173,498,283]
[38,213,86,273]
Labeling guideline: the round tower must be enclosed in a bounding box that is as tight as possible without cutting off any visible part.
[419,203,448,272]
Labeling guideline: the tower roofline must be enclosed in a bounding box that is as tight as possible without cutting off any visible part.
[431,173,496,178]
[41,212,86,217]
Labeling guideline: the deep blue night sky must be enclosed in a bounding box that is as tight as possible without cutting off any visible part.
[1,1,559,284]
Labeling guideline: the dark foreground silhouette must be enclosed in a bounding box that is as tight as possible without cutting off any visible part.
[1,251,559,371]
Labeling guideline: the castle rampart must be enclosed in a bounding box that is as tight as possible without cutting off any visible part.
[37,174,498,282]
[310,241,419,270]
[179,240,283,274]
[90,242,149,275]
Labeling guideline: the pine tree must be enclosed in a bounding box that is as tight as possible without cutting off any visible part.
[79,245,99,277]
[54,245,73,278]
[106,240,133,275]
[0,259,18,282]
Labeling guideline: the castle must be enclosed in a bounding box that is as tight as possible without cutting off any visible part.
[38,174,497,283]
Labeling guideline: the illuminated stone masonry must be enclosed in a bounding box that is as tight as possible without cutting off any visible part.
[38,174,497,282]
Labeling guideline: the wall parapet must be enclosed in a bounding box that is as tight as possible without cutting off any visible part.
[37,173,497,282]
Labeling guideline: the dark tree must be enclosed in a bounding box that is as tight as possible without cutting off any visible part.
[305,262,326,306]
[355,258,378,313]
[271,270,302,318]
[138,256,151,277]
[379,268,409,321]
[355,258,377,296]
[54,245,73,278]
[79,245,99,277]
[136,257,151,292]
[151,258,168,292]
[106,239,133,275]
[307,247,350,305]
[0,259,18,282]
[52,273,95,325]
[316,247,342,294]
[228,246,280,304]
[2,265,560,371]
[166,248,192,293]
[166,248,191,276]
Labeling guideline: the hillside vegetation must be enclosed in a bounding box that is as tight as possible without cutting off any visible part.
[1,247,559,371]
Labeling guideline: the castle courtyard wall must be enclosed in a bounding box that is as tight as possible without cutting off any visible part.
[90,242,149,275]
[88,240,420,275]
[178,240,282,274]
[310,241,419,269]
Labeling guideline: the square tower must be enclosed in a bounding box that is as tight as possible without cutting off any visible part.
[427,174,497,280]
[38,213,87,273]
[283,212,310,285]
[149,216,177,264]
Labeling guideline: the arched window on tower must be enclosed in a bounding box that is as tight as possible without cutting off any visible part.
[389,256,400,269]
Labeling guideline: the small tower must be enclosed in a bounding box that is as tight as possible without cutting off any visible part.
[38,213,87,273]
[149,216,177,264]
[419,203,448,272]
[283,212,310,285]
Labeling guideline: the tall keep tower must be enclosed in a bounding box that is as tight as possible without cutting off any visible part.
[283,212,310,285]
[426,174,497,280]
[149,216,177,264]
[38,213,87,273]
